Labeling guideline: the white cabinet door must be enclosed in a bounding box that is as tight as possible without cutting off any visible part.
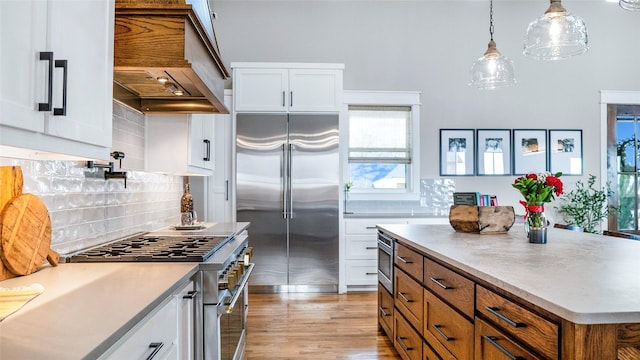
[232,64,343,113]
[190,114,215,171]
[45,0,114,147]
[177,281,195,360]
[289,69,342,112]
[146,114,215,176]
[0,0,113,159]
[0,0,47,133]
[233,68,288,112]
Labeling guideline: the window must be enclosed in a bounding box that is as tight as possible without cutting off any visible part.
[348,106,411,189]
[343,91,420,194]
[614,111,640,231]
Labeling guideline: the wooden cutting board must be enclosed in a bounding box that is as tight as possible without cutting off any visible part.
[0,166,24,280]
[0,193,53,276]
[0,166,23,211]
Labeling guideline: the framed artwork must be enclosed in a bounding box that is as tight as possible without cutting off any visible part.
[440,129,475,176]
[549,129,583,175]
[476,129,512,175]
[513,129,548,175]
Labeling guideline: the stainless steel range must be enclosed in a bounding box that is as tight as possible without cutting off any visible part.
[67,226,253,360]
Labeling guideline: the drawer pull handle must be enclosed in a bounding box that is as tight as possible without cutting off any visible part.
[366,272,377,275]
[397,336,413,351]
[430,277,453,290]
[483,336,525,360]
[146,342,164,360]
[432,324,455,341]
[396,256,412,264]
[365,226,377,229]
[366,246,377,250]
[183,290,198,299]
[486,307,527,328]
[379,306,391,317]
[53,59,68,116]
[398,292,413,303]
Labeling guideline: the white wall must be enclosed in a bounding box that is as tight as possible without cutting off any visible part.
[213,0,640,216]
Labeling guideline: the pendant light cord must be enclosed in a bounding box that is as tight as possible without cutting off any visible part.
[489,0,494,41]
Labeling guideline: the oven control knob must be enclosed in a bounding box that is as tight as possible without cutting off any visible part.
[228,273,237,289]
[244,247,253,265]
[218,277,229,290]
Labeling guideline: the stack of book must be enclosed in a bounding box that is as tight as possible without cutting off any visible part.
[453,192,498,206]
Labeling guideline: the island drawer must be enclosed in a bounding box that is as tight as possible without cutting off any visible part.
[424,289,474,360]
[423,257,475,319]
[422,341,441,360]
[378,283,394,339]
[395,242,423,281]
[475,317,543,360]
[395,310,423,360]
[476,285,559,360]
[395,267,423,331]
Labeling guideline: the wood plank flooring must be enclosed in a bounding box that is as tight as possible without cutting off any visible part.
[245,291,400,360]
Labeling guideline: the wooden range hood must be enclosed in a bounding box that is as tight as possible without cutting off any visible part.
[113,0,230,114]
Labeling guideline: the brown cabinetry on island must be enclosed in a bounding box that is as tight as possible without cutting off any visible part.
[378,224,640,360]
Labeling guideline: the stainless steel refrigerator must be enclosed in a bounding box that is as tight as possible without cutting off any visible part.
[236,113,339,293]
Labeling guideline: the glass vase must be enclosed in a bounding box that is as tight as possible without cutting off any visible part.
[525,202,547,244]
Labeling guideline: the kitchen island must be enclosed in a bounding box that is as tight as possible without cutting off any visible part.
[378,224,640,360]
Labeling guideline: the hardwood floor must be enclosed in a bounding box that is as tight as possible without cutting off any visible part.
[245,291,400,360]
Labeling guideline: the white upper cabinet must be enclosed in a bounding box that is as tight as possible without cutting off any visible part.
[0,0,114,160]
[146,114,215,176]
[232,63,344,113]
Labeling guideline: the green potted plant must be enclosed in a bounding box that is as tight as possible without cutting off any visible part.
[556,174,615,234]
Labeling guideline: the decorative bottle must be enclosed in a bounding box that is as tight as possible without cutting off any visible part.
[180,183,194,225]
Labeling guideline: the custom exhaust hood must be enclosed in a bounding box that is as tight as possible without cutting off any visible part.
[113,0,230,114]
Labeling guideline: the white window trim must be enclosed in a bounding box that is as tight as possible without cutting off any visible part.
[341,90,421,200]
[600,90,640,188]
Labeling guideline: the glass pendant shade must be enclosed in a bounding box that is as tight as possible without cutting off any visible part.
[470,40,516,90]
[620,0,640,11]
[523,0,588,60]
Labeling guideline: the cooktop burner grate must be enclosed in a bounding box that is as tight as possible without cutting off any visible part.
[67,234,231,263]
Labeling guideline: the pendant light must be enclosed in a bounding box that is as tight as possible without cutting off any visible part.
[523,0,588,60]
[620,0,640,11]
[469,0,516,90]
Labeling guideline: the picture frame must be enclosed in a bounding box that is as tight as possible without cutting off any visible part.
[476,129,512,176]
[549,129,583,175]
[440,129,475,176]
[513,129,548,175]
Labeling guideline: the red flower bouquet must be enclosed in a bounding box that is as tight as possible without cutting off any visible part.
[512,172,563,230]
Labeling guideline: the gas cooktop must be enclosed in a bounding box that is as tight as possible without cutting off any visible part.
[67,233,232,263]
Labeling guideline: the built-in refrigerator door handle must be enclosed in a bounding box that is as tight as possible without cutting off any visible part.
[288,144,294,219]
[282,144,288,219]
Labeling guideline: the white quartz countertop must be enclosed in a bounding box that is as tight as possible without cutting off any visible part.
[0,262,199,359]
[378,224,640,325]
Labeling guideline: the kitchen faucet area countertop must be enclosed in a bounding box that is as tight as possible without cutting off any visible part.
[0,262,198,359]
[0,222,251,359]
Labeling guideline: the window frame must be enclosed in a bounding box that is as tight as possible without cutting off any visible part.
[341,90,421,200]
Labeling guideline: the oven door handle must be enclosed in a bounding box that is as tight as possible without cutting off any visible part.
[218,263,255,314]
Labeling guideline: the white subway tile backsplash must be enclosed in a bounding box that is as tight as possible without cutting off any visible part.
[0,102,184,255]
